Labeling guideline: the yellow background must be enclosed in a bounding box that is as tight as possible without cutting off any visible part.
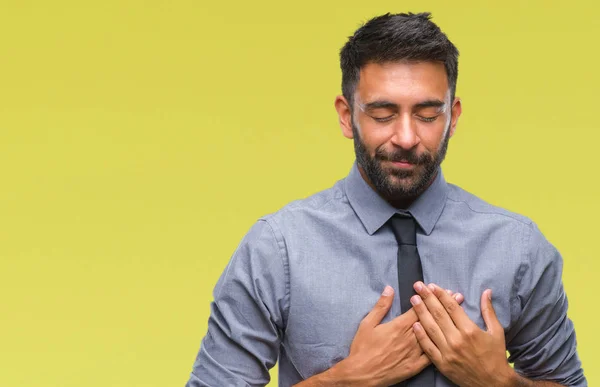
[1,1,597,385]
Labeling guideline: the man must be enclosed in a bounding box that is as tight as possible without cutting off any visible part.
[186,12,586,386]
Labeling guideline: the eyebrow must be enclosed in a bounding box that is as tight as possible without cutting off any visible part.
[359,99,446,113]
[414,99,446,110]
[360,101,399,111]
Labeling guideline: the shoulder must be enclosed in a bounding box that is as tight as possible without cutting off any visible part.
[445,183,533,226]
[232,178,347,265]
[445,183,559,265]
[259,178,347,228]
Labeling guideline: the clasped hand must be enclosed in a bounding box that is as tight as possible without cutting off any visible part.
[340,283,514,387]
[410,282,514,387]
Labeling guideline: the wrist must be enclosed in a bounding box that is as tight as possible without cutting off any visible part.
[497,366,519,387]
[326,357,378,387]
[327,358,359,386]
[295,358,358,387]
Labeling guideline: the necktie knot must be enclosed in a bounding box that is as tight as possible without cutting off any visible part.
[390,213,417,245]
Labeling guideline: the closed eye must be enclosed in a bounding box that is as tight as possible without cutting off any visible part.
[417,115,438,123]
[372,115,395,123]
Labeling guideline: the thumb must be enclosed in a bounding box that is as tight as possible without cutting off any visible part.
[481,289,502,336]
[361,286,394,328]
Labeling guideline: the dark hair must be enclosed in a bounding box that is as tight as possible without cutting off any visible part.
[340,12,459,108]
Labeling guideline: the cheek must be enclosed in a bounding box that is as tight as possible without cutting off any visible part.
[360,130,391,155]
[417,123,448,150]
[356,119,393,146]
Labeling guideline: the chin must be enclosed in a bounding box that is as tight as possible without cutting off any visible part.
[387,176,418,192]
[387,171,418,183]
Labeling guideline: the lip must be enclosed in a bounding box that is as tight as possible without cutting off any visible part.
[390,160,416,169]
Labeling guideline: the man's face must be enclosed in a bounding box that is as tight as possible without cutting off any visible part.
[336,61,462,203]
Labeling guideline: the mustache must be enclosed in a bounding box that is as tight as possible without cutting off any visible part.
[374,148,432,164]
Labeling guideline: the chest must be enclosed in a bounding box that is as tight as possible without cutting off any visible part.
[281,226,521,379]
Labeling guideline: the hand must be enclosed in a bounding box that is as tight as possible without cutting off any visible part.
[410,282,514,387]
[335,285,464,387]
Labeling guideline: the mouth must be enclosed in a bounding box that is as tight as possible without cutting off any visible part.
[388,160,417,169]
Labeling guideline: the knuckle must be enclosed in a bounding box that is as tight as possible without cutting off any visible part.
[463,326,475,338]
[431,308,445,322]
[377,297,391,308]
[448,337,462,352]
[445,352,459,365]
[445,300,458,313]
[426,326,440,340]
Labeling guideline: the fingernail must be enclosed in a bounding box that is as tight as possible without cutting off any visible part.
[428,283,436,292]
[413,322,422,331]
[411,295,421,305]
[382,285,393,296]
[414,282,423,292]
[487,289,492,301]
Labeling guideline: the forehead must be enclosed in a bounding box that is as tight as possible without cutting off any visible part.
[356,61,449,104]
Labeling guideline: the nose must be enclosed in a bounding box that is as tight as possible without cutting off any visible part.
[390,114,420,150]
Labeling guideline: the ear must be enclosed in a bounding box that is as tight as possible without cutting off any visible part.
[334,95,354,139]
[448,97,462,138]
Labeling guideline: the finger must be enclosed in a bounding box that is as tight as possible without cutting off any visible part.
[453,293,464,304]
[412,353,431,376]
[481,289,503,337]
[445,288,465,304]
[410,294,449,350]
[429,284,471,330]
[413,282,458,337]
[391,306,419,329]
[413,322,443,365]
[361,285,394,328]
[389,353,430,385]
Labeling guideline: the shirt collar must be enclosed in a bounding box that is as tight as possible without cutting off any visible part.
[344,161,449,236]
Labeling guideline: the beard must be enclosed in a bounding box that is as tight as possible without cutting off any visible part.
[352,119,451,202]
